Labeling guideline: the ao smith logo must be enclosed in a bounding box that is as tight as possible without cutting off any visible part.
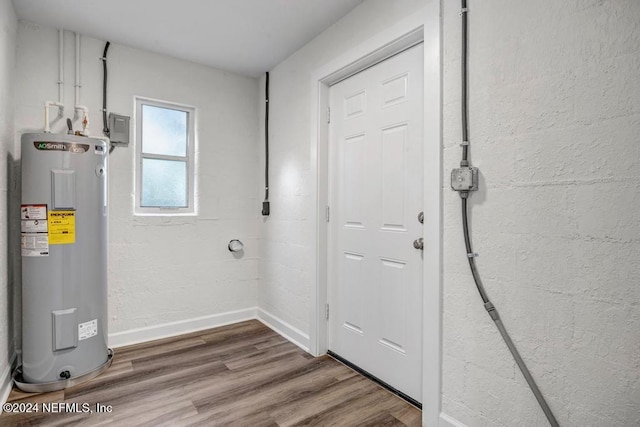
[34,141,89,153]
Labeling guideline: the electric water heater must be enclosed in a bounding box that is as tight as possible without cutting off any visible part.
[17,133,111,392]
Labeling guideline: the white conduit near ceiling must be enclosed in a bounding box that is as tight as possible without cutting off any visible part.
[58,29,63,104]
[43,29,65,133]
[74,32,89,135]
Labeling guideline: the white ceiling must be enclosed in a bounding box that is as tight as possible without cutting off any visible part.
[12,0,365,77]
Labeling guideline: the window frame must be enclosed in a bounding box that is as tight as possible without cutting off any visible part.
[134,97,197,216]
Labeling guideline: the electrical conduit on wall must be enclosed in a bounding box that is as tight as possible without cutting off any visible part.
[74,32,89,135]
[453,1,559,425]
[43,29,65,133]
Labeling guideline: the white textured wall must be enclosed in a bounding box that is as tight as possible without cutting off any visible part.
[265,0,640,425]
[14,22,260,336]
[259,0,427,337]
[442,1,640,426]
[0,0,17,395]
[7,1,640,424]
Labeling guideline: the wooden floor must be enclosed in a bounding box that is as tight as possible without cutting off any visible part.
[2,320,421,426]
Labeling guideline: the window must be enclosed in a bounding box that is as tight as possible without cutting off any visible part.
[135,98,196,215]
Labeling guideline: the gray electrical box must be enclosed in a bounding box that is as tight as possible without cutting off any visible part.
[109,113,130,146]
[451,167,479,192]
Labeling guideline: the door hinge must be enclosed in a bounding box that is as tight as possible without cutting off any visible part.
[325,303,330,320]
[327,107,331,124]
[326,206,330,222]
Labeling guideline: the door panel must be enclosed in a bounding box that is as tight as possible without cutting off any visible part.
[328,43,424,402]
[381,124,408,230]
[343,133,367,227]
[342,252,365,333]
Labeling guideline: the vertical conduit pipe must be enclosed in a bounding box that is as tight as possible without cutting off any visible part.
[58,29,64,105]
[74,33,89,134]
[265,71,269,202]
[102,42,111,138]
[74,33,80,109]
[458,2,559,426]
[44,30,65,133]
[261,72,270,216]
[75,33,80,107]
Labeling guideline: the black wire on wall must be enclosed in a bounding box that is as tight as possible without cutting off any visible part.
[101,41,113,154]
[262,72,270,216]
[102,41,110,137]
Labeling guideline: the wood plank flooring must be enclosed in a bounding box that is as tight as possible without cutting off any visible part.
[1,320,421,426]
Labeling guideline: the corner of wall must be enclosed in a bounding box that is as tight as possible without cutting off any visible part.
[256,308,310,352]
[0,351,17,405]
[0,0,18,407]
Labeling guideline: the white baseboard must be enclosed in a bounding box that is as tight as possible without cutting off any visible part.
[256,308,310,352]
[108,307,258,348]
[440,413,467,427]
[107,307,311,355]
[1,352,17,406]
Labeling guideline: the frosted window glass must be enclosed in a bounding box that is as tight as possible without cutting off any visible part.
[142,105,187,157]
[141,159,187,207]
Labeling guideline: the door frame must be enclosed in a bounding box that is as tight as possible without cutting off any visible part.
[308,6,441,427]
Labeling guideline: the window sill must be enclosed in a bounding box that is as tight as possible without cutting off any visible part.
[132,214,198,227]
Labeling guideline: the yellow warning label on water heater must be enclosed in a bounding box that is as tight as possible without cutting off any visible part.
[48,211,76,244]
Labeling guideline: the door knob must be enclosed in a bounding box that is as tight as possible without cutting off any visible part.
[413,238,424,250]
[418,211,424,224]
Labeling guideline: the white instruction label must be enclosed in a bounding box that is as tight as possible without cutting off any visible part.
[78,319,98,341]
[21,234,50,257]
[21,204,47,220]
[21,204,49,257]
[21,219,47,233]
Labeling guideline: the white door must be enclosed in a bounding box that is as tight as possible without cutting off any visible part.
[328,44,424,403]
